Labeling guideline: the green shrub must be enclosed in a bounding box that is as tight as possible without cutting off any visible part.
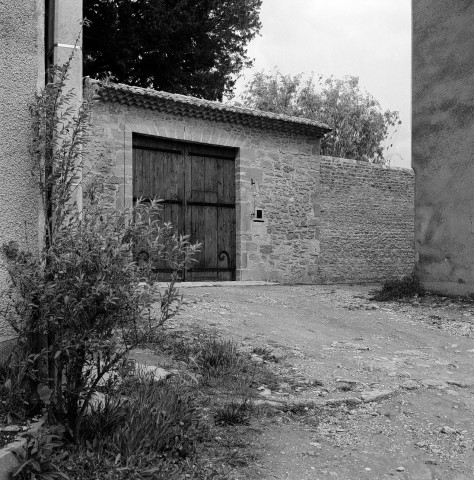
[1,53,199,441]
[372,272,425,301]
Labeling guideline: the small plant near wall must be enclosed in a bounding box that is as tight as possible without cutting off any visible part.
[10,427,69,480]
[372,271,425,301]
[0,47,199,443]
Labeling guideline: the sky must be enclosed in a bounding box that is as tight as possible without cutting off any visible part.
[233,0,412,168]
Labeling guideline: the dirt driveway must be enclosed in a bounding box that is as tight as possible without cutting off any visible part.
[172,283,474,480]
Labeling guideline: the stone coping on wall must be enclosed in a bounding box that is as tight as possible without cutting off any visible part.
[321,155,414,173]
[87,79,332,138]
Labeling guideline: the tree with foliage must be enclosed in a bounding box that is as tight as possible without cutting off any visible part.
[241,71,401,164]
[83,0,263,101]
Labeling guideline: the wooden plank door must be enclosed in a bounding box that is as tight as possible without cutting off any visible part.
[132,135,236,281]
[185,143,236,281]
[133,136,185,280]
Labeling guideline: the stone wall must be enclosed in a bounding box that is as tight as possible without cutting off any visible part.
[0,0,44,337]
[318,156,414,283]
[89,101,322,283]
[89,101,415,285]
[413,0,474,295]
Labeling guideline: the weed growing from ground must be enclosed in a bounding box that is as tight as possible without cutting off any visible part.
[112,377,200,462]
[197,337,242,380]
[79,394,129,445]
[372,271,425,301]
[11,427,69,480]
[214,399,254,426]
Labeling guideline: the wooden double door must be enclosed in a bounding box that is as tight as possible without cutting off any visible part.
[133,135,236,281]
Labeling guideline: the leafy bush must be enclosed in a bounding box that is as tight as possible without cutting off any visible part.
[1,52,198,441]
[2,196,197,440]
[372,272,425,301]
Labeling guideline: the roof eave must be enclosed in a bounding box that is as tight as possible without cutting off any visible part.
[87,79,332,138]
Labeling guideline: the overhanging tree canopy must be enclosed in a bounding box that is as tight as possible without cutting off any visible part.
[83,0,262,101]
[241,71,401,164]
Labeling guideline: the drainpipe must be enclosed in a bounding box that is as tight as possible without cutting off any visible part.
[39,0,84,384]
[46,0,84,213]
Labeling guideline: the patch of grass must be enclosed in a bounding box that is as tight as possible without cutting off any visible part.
[149,331,198,362]
[214,398,254,426]
[197,337,242,378]
[79,394,129,445]
[372,272,425,301]
[111,377,201,462]
[148,330,284,391]
[59,447,188,480]
[57,331,276,478]
[58,371,206,480]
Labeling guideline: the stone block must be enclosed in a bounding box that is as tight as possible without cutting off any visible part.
[237,252,247,269]
[306,265,320,276]
[240,148,257,161]
[246,242,258,253]
[243,167,263,182]
[260,245,273,255]
[308,240,320,255]
[108,175,122,185]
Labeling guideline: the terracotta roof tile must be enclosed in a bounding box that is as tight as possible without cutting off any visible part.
[87,79,331,138]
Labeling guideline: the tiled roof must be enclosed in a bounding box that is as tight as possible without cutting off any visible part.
[88,79,331,138]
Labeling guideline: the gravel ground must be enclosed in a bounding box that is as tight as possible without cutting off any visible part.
[166,283,474,480]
